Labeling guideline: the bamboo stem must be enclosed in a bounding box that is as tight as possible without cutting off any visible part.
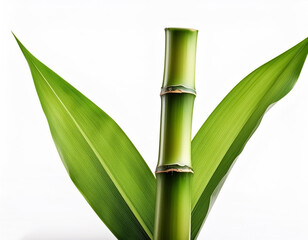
[154,28,198,240]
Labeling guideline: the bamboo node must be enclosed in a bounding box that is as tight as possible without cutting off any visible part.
[155,164,194,174]
[160,85,196,96]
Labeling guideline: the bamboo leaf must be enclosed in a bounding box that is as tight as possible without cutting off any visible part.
[191,37,308,239]
[14,35,156,240]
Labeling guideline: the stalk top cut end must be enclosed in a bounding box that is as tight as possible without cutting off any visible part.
[165,27,198,32]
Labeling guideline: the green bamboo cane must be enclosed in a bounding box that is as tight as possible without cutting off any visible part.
[154,28,198,240]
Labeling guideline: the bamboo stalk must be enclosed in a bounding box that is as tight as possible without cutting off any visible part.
[154,28,198,240]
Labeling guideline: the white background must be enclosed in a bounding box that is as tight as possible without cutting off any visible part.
[1,0,308,239]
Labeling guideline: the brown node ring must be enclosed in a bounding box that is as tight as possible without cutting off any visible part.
[155,164,194,174]
[160,85,196,96]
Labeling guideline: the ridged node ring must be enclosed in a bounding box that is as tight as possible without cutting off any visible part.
[155,164,194,174]
[160,85,196,96]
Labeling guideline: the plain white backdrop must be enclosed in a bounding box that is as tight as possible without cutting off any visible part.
[1,0,308,239]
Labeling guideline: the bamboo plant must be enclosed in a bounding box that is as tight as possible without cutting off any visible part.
[14,28,308,239]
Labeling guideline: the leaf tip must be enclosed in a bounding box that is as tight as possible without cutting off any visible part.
[12,33,31,61]
[12,32,22,47]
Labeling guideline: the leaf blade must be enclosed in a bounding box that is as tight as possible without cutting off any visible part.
[15,36,156,239]
[191,38,308,239]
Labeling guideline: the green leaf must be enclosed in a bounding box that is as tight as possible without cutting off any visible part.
[14,35,156,240]
[191,37,308,239]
